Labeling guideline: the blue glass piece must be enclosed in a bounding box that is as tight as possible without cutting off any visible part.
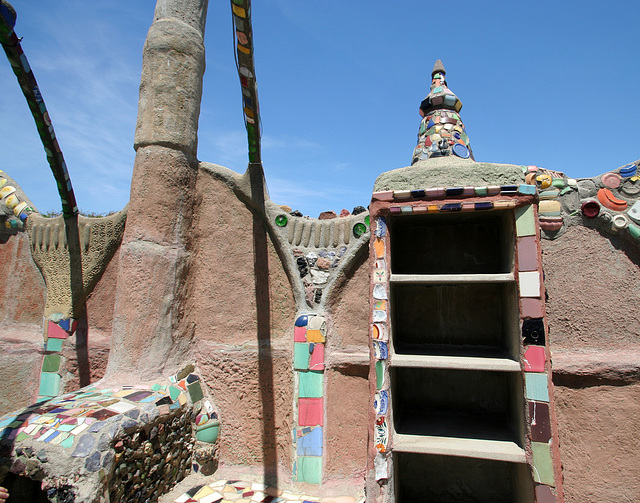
[441,203,462,212]
[374,218,387,237]
[445,187,464,197]
[452,143,470,159]
[411,189,426,198]
[295,315,308,327]
[500,185,518,193]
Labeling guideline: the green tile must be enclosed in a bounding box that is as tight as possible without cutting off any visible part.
[532,441,555,486]
[376,361,384,390]
[187,381,204,402]
[294,343,309,370]
[299,371,324,398]
[61,436,74,448]
[515,205,536,237]
[38,372,61,397]
[45,338,63,352]
[297,456,322,484]
[42,354,61,372]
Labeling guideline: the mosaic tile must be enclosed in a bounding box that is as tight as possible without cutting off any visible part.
[306,330,325,343]
[529,401,552,443]
[298,398,323,426]
[535,484,557,502]
[522,318,545,345]
[294,343,310,370]
[309,344,325,371]
[41,354,61,372]
[39,372,61,397]
[45,338,63,352]
[297,456,323,484]
[523,346,546,372]
[519,271,541,298]
[524,346,546,372]
[299,371,324,398]
[297,426,323,456]
[47,320,69,339]
[515,205,536,237]
[532,441,555,486]
[525,373,549,402]
[517,236,539,272]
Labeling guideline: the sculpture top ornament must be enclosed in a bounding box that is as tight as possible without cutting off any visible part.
[411,59,475,164]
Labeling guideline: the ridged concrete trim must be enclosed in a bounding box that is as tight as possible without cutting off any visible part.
[27,208,127,318]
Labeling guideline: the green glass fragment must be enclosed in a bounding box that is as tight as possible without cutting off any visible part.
[275,214,288,227]
[353,222,367,238]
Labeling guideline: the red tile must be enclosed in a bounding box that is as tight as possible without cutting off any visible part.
[47,321,69,339]
[309,344,325,371]
[524,346,546,372]
[298,398,323,426]
[294,326,307,342]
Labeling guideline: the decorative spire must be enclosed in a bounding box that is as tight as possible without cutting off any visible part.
[411,60,474,164]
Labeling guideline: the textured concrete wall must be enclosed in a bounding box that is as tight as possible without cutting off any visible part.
[543,226,640,502]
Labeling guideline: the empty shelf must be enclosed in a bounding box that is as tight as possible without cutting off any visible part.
[393,433,526,463]
[390,273,515,284]
[390,353,521,372]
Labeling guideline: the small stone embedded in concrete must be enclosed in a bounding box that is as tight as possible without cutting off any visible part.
[72,434,96,458]
[352,205,366,215]
[85,450,102,472]
[318,211,337,220]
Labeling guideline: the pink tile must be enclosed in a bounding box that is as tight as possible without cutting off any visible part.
[309,344,325,371]
[372,191,394,201]
[524,346,546,372]
[47,321,69,339]
[521,298,545,318]
[294,326,307,342]
[517,236,539,272]
[535,484,556,503]
[298,398,323,426]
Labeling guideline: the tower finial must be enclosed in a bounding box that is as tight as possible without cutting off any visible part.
[411,60,474,164]
[432,59,445,77]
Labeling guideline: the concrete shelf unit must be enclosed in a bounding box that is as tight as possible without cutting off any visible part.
[386,209,532,502]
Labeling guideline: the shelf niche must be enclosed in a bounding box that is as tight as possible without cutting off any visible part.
[391,367,526,446]
[394,452,533,503]
[389,211,515,275]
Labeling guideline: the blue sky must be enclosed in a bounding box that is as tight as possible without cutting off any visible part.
[1,0,639,217]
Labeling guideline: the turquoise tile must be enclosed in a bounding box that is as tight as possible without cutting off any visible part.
[294,343,309,370]
[518,184,537,195]
[299,371,324,398]
[39,372,61,397]
[42,354,61,372]
[515,205,536,237]
[297,455,322,484]
[532,441,555,486]
[525,373,549,402]
[45,338,63,352]
[169,386,181,400]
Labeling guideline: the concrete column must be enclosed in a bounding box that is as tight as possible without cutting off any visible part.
[106,0,208,380]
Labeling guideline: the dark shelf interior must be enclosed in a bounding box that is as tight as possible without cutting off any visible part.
[392,367,524,445]
[395,452,533,503]
[391,283,519,358]
[390,211,514,275]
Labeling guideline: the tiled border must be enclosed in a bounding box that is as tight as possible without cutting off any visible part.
[292,314,326,484]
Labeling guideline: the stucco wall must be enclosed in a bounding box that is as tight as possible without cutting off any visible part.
[543,226,640,502]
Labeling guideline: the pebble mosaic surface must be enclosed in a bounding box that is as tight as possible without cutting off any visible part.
[0,379,199,452]
[173,480,360,503]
